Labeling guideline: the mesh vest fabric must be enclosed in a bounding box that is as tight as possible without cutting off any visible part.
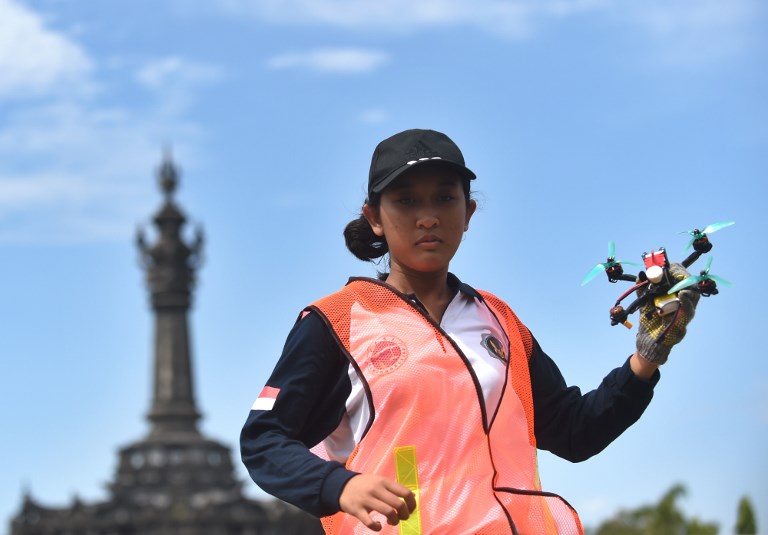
[307,279,583,535]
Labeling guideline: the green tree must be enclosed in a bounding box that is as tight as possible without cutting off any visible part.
[688,519,718,535]
[735,496,757,534]
[593,484,719,535]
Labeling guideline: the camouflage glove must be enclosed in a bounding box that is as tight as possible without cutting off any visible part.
[635,263,700,365]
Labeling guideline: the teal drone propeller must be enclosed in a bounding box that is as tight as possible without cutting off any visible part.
[581,241,641,286]
[682,221,735,252]
[668,256,731,296]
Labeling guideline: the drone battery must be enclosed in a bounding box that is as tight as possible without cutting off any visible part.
[654,293,680,316]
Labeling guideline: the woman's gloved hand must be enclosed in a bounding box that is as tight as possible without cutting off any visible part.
[635,263,700,365]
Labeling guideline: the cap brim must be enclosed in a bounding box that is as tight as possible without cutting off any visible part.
[371,159,476,194]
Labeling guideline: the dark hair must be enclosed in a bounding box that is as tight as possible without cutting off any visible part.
[343,177,472,263]
[343,190,387,261]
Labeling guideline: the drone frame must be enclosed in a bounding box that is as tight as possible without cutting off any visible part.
[588,222,733,334]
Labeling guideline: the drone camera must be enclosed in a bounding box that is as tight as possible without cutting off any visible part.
[646,265,665,284]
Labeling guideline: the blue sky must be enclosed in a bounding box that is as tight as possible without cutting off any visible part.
[1,0,766,532]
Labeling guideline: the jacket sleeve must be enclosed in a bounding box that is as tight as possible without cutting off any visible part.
[529,336,660,462]
[240,311,359,517]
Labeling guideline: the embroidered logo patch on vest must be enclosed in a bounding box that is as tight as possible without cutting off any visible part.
[481,333,508,363]
[366,336,408,375]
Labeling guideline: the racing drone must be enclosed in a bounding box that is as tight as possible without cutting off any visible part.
[581,221,734,333]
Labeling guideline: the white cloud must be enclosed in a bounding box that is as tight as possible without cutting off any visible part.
[0,100,183,243]
[210,0,472,28]
[0,170,139,243]
[266,47,389,73]
[618,0,761,65]
[197,0,760,62]
[0,173,106,207]
[0,76,209,244]
[0,0,93,97]
[137,56,223,91]
[359,109,389,124]
[0,1,222,244]
[136,56,224,115]
[195,0,608,37]
[628,0,754,35]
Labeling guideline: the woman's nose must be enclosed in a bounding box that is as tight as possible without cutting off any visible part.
[416,214,438,229]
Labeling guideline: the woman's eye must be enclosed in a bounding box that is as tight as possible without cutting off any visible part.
[397,197,415,205]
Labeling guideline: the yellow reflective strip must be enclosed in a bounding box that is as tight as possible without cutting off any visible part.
[394,446,421,535]
[535,454,558,534]
[540,495,559,535]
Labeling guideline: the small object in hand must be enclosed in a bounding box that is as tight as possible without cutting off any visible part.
[653,293,680,317]
[636,263,700,365]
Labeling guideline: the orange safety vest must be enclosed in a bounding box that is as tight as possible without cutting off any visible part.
[307,278,583,535]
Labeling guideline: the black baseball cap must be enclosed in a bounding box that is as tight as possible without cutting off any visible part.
[368,129,476,198]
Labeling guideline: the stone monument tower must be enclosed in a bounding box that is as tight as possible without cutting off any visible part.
[10,156,322,534]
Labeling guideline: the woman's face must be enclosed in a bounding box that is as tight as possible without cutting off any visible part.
[363,166,476,277]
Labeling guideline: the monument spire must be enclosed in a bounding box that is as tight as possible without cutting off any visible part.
[10,152,324,534]
[137,153,204,438]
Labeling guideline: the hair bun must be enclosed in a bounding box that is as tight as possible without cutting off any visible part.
[344,215,388,261]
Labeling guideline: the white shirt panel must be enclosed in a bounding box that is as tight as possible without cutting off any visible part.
[323,361,368,462]
[441,292,508,420]
[322,292,507,462]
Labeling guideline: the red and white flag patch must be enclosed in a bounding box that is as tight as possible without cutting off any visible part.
[252,386,280,411]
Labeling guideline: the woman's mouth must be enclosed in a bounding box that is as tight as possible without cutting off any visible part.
[416,235,441,248]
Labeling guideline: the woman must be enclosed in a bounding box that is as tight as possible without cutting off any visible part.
[240,129,698,534]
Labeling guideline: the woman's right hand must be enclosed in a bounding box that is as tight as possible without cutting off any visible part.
[339,473,417,531]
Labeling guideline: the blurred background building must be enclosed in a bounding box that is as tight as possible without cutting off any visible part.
[9,157,323,535]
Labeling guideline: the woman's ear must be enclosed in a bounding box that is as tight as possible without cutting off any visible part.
[464,199,477,232]
[362,203,385,237]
